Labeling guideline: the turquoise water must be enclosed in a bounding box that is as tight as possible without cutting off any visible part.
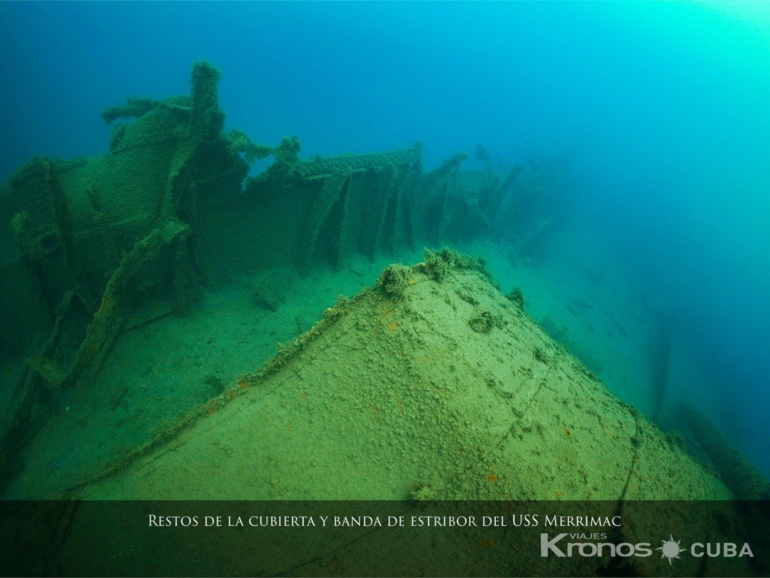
[1,2,769,482]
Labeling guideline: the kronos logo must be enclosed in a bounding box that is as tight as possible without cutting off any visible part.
[541,533,754,562]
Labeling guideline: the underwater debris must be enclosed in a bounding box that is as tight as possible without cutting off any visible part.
[475,144,492,165]
[294,315,309,335]
[26,353,67,387]
[101,97,164,125]
[227,128,273,164]
[419,247,496,287]
[376,264,412,298]
[0,59,564,502]
[679,403,770,500]
[252,278,284,312]
[469,311,496,334]
[533,346,549,364]
[299,170,350,275]
[10,211,44,262]
[9,60,763,519]
[434,160,524,246]
[421,248,450,282]
[480,163,523,226]
[0,60,236,492]
[322,294,352,323]
[665,429,687,452]
[570,296,593,312]
[242,134,303,195]
[190,60,224,139]
[274,135,302,166]
[649,311,674,420]
[583,291,627,338]
[455,289,479,306]
[506,286,525,309]
[421,151,468,192]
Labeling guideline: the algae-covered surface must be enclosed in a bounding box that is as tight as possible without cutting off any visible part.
[2,58,765,508]
[2,253,416,500]
[75,254,730,501]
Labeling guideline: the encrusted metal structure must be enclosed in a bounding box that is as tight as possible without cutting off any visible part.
[0,62,523,489]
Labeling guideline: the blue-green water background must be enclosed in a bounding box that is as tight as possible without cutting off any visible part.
[1,2,769,476]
